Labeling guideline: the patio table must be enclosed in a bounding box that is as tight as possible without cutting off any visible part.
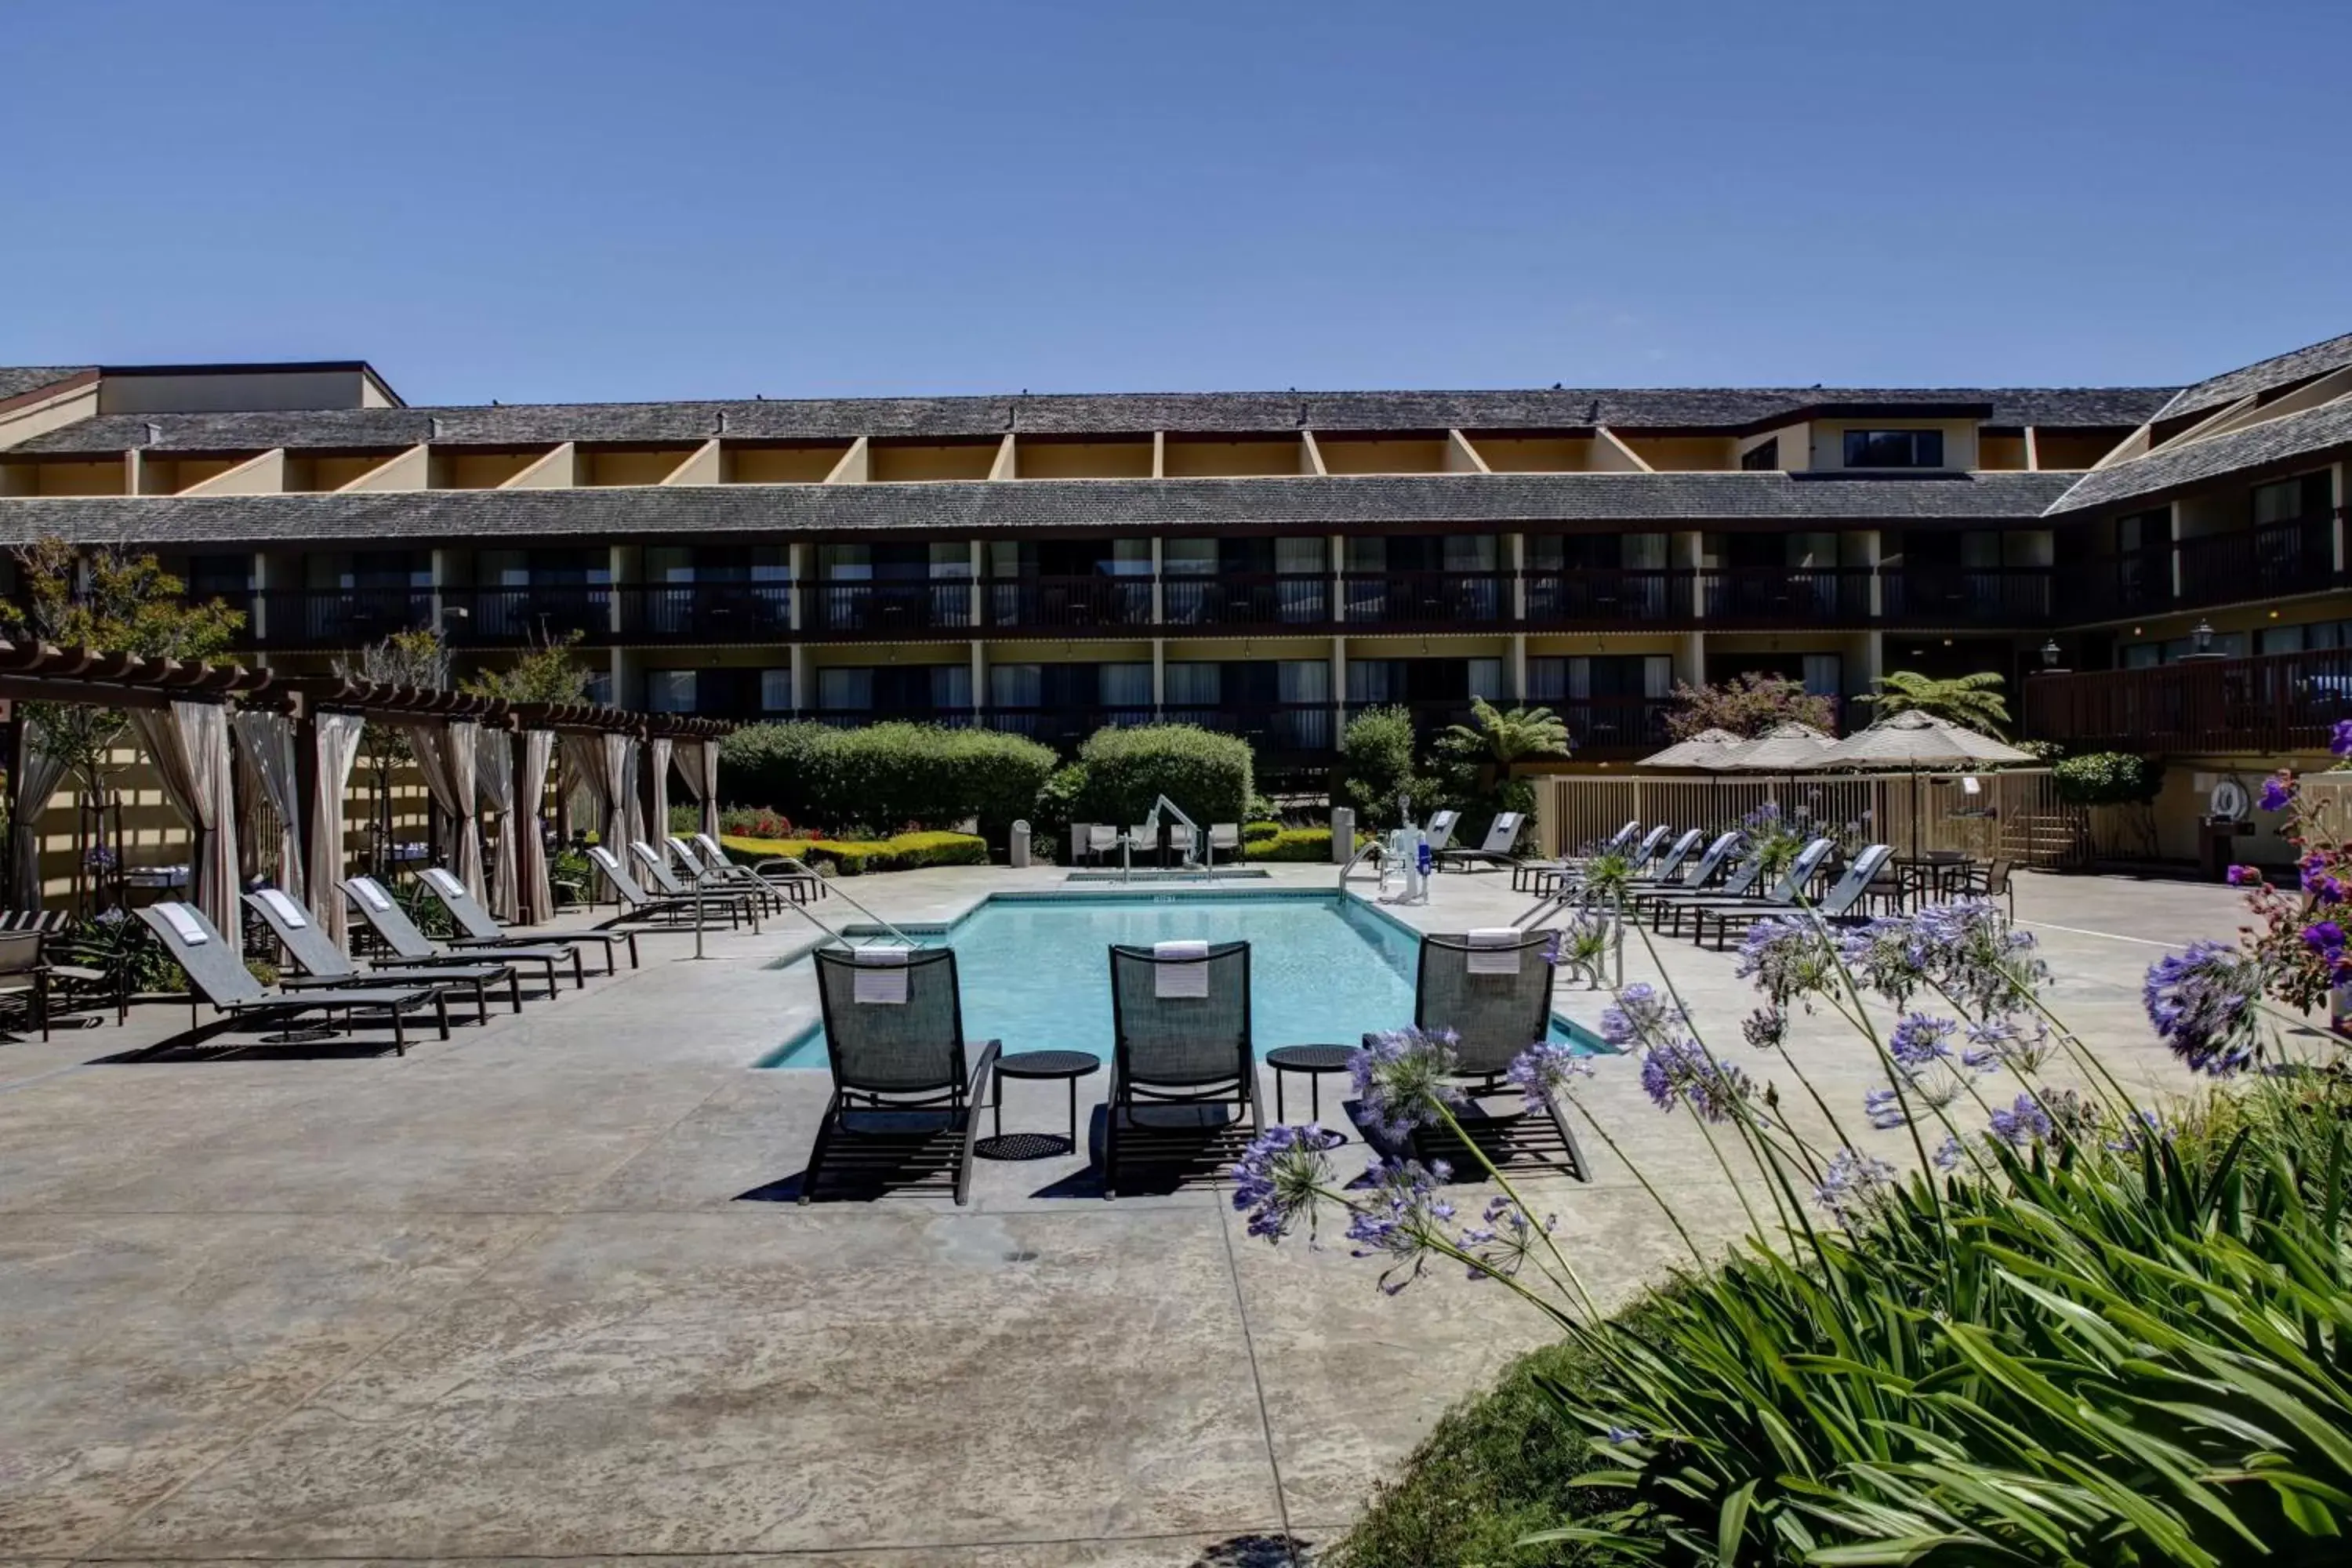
[1267,1044,1355,1127]
[988,1048,1100,1156]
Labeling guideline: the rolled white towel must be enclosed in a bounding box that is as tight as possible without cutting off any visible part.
[348,877,394,912]
[423,866,468,897]
[851,944,913,1005]
[1465,927,1523,975]
[1153,938,1211,999]
[256,887,309,930]
[158,902,209,946]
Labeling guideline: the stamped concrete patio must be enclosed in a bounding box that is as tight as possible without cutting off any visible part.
[0,865,2263,1566]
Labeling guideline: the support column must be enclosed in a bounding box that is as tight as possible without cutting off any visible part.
[1330,635,1348,725]
[1675,631,1705,688]
[789,644,811,719]
[1508,532,1526,622]
[970,641,986,720]
[789,543,811,633]
[1861,529,1884,619]
[1330,535,1347,625]
[1149,536,1164,625]
[608,545,626,636]
[968,540,985,628]
[1151,637,1166,713]
[2333,462,2347,573]
[1508,633,1528,701]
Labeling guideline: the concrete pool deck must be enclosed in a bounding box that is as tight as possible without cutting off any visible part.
[0,866,2278,1565]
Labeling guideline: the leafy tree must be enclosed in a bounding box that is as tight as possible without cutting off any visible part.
[1434,699,1572,848]
[336,628,452,826]
[0,536,245,798]
[1338,704,1439,829]
[460,628,597,706]
[1863,669,2011,735]
[1663,672,1836,740]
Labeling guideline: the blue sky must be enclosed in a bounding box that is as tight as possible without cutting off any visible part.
[5,0,2347,405]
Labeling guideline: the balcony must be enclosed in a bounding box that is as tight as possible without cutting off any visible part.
[798,580,972,638]
[1160,702,1338,757]
[982,575,1153,633]
[618,583,794,643]
[2060,515,2342,623]
[1699,568,1875,627]
[1522,568,1693,628]
[1340,571,1511,627]
[451,586,613,645]
[1882,567,2056,626]
[1160,573,1330,629]
[256,586,436,648]
[2024,646,2352,753]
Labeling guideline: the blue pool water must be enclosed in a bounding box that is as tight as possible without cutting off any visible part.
[759,891,1586,1068]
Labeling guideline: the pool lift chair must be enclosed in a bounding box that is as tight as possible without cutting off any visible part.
[1110,795,1210,884]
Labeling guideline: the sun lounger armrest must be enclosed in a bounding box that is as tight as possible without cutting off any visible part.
[956,1040,1003,1207]
[966,1039,1002,1108]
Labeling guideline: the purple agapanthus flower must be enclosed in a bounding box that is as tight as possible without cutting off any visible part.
[1640,1037,1752,1123]
[1933,1133,1966,1170]
[2303,921,2347,957]
[1812,1147,1899,1224]
[1911,898,2049,1014]
[1960,1013,2053,1074]
[1504,1038,1593,1111]
[1988,1093,2055,1148]
[1602,1425,1647,1445]
[1864,1085,1911,1130]
[1734,916,1839,1006]
[2332,719,2352,759]
[1229,1124,1345,1243]
[1349,1027,1465,1144]
[2259,772,2296,813]
[1740,1006,1788,1051]
[1836,916,1930,1007]
[1345,1156,1454,1294]
[1888,1012,1958,1069]
[2227,864,2261,887]
[1597,983,1682,1051]
[2142,940,2265,1076]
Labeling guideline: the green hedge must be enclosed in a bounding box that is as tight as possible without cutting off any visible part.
[719,722,1056,844]
[719,829,989,877]
[2050,750,2165,806]
[1242,826,1343,862]
[1069,724,1254,829]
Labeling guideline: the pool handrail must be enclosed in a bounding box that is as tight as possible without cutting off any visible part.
[757,856,922,949]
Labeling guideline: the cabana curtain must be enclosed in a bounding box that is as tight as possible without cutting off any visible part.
[129,699,240,935]
[308,713,365,943]
[230,710,304,902]
[9,742,71,910]
[644,736,672,865]
[619,735,644,853]
[673,737,722,840]
[406,718,487,905]
[516,728,557,924]
[475,725,520,923]
[563,731,635,853]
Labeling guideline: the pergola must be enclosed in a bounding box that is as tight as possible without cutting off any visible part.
[0,640,732,944]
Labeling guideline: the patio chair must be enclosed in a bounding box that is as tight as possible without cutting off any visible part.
[0,931,50,1040]
[1622,831,1740,916]
[135,901,448,1053]
[1658,837,1835,941]
[1374,929,1589,1178]
[624,841,759,926]
[1421,809,1461,853]
[1435,811,1526,872]
[413,866,641,973]
[666,836,788,913]
[1202,822,1242,868]
[343,875,583,993]
[1105,940,1260,1200]
[805,945,999,1206]
[1688,843,1896,949]
[242,887,521,1022]
[1512,818,1641,893]
[690,831,824,903]
[1536,822,1671,901]
[1971,858,2016,920]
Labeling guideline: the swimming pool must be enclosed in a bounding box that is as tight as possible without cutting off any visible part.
[758,890,1587,1068]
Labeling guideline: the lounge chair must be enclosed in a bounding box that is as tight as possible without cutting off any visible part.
[1105,940,1260,1200]
[242,887,521,1022]
[586,845,744,929]
[805,945,999,1206]
[1436,811,1527,873]
[690,831,823,903]
[626,841,761,926]
[666,836,787,913]
[0,931,50,1040]
[9,915,128,1025]
[1622,830,1741,917]
[136,900,448,1052]
[1687,843,1895,949]
[1540,823,1671,901]
[1657,837,1835,940]
[413,866,641,972]
[1421,809,1461,853]
[1513,818,1639,893]
[342,875,584,993]
[1368,929,1588,1178]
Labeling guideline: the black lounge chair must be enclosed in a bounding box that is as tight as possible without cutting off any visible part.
[666,836,789,913]
[0,931,50,1040]
[1689,843,1895,949]
[1435,810,1528,873]
[805,946,999,1206]
[343,875,585,992]
[1622,830,1741,918]
[689,830,823,904]
[242,888,520,1023]
[1361,929,1590,1179]
[1657,837,1835,940]
[1514,818,1639,893]
[1105,940,1261,1200]
[626,841,760,925]
[412,866,641,973]
[583,846,742,929]
[136,900,448,1053]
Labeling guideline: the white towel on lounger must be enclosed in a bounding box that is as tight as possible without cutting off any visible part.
[158,902,209,946]
[852,945,911,1005]
[1465,927,1523,975]
[256,887,308,929]
[349,877,394,912]
[1154,938,1210,998]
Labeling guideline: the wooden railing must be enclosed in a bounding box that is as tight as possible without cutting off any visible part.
[2024,647,2352,753]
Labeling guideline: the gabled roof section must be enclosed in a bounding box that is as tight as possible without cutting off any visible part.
[2154,331,2352,423]
[2045,396,2352,515]
[0,366,96,405]
[2,384,2173,457]
[0,470,2074,549]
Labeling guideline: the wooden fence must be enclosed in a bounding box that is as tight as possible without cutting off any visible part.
[1530,769,2081,869]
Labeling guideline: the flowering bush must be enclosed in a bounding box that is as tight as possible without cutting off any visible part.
[1273,887,2352,1565]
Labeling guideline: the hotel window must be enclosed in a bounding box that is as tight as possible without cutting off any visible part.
[584,670,613,705]
[1164,662,1221,707]
[1842,430,1945,469]
[2252,472,2332,526]
[1739,437,1780,471]
[818,668,873,711]
[760,669,793,713]
[645,671,695,713]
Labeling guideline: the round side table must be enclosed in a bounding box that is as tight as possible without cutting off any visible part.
[1265,1044,1356,1128]
[990,1049,1102,1155]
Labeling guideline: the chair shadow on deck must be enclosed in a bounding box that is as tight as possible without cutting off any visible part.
[89,1014,411,1062]
[738,1109,969,1204]
[1029,1103,1253,1200]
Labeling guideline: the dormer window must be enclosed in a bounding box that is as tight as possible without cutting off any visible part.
[1843,429,1944,469]
[1739,437,1780,471]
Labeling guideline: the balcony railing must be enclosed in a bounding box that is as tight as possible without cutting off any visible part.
[982,575,1153,631]
[1340,571,1511,626]
[618,583,794,641]
[1160,702,1338,756]
[2175,517,2338,610]
[256,586,437,648]
[799,580,972,637]
[1882,567,2056,626]
[1522,568,1693,627]
[1160,572,1331,628]
[1700,567,1875,626]
[2024,646,2352,753]
[451,586,614,644]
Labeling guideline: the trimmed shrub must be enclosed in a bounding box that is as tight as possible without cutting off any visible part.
[1241,820,1283,844]
[2049,750,2164,805]
[1341,704,1443,829]
[718,829,989,877]
[1242,826,1348,862]
[719,722,1055,845]
[1072,724,1254,829]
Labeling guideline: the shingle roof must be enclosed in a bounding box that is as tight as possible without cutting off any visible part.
[2044,397,2352,515]
[0,470,2075,549]
[2,385,2171,456]
[0,366,93,404]
[2154,331,2352,423]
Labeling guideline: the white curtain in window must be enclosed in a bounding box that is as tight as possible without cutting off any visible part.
[931,666,972,710]
[230,710,304,902]
[1644,656,1674,699]
[1277,659,1329,702]
[9,742,71,910]
[1467,659,1504,700]
[818,668,873,711]
[760,670,793,713]
[129,700,241,936]
[1443,535,1498,571]
[1624,533,1668,570]
[989,664,1041,709]
[1565,658,1592,702]
[1102,662,1156,709]
[516,728,557,925]
[476,725,521,922]
[1525,657,1567,702]
[1800,655,1842,699]
[307,713,365,943]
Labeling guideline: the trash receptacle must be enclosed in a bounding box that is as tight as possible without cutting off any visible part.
[1330,807,1355,864]
[1009,819,1032,869]
[2197,816,2249,882]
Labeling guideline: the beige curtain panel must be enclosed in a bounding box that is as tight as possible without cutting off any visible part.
[644,736,672,864]
[618,735,644,853]
[517,729,557,925]
[561,732,633,853]
[308,713,365,944]
[129,699,241,936]
[9,742,71,910]
[230,710,304,903]
[407,718,487,905]
[475,724,520,923]
[673,737,722,840]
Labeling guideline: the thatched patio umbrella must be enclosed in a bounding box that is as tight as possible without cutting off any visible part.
[1820,710,2034,861]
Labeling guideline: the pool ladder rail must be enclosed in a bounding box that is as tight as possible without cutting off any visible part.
[754,855,924,951]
